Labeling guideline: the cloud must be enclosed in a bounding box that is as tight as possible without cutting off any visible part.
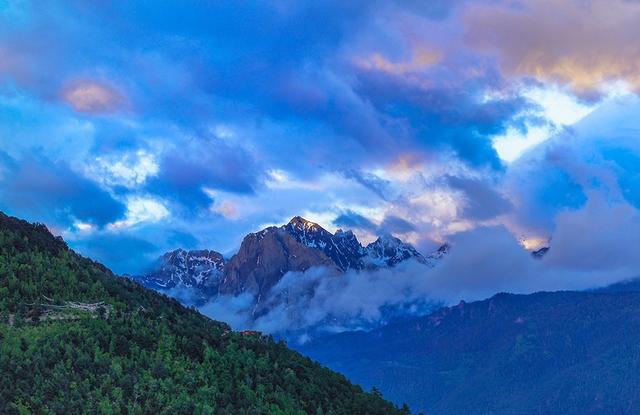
[1,0,640,290]
[465,0,640,96]
[0,0,534,174]
[333,209,377,232]
[343,170,394,201]
[197,262,442,336]
[505,94,640,233]
[199,293,255,329]
[354,48,442,75]
[545,196,640,273]
[0,151,126,227]
[332,210,418,240]
[62,79,124,114]
[379,215,417,234]
[109,196,169,229]
[446,175,513,221]
[147,139,262,210]
[165,229,199,249]
[202,208,640,339]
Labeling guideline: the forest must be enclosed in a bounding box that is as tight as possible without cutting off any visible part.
[0,212,408,415]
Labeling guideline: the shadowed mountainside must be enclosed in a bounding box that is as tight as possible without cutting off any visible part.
[298,289,640,415]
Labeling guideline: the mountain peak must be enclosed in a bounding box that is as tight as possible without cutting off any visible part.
[285,217,331,240]
[373,233,403,245]
[365,234,425,267]
[287,216,321,230]
[334,228,355,238]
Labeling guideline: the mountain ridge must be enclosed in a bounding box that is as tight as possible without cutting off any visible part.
[135,216,445,304]
[297,288,640,414]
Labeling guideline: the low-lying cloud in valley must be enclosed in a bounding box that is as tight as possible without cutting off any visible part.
[191,94,640,340]
[193,207,640,342]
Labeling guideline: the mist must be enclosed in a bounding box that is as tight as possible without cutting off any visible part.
[193,198,640,342]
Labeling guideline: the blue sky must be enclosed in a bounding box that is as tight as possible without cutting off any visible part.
[1,0,640,285]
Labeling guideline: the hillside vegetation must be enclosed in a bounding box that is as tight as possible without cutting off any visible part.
[0,212,405,415]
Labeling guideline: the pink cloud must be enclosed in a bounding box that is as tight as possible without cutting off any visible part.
[463,0,640,95]
[62,80,124,114]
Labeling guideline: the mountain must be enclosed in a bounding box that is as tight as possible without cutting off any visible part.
[136,216,444,304]
[0,211,406,414]
[220,224,337,298]
[141,248,225,297]
[297,289,640,415]
[284,216,366,271]
[364,234,429,267]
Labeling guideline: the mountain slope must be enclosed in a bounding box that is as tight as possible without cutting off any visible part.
[298,290,640,415]
[0,212,405,414]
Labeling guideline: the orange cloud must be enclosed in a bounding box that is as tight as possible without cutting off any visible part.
[354,48,441,75]
[464,0,640,95]
[62,80,124,113]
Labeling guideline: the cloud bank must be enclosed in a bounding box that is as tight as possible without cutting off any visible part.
[0,0,639,302]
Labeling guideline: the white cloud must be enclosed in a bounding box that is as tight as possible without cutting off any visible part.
[493,86,597,163]
[109,196,169,229]
[90,150,159,188]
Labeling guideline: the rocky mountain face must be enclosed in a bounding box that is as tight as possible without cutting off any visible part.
[220,225,336,298]
[141,249,225,292]
[136,216,445,303]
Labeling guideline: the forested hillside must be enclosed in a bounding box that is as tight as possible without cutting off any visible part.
[0,212,405,415]
[299,290,640,414]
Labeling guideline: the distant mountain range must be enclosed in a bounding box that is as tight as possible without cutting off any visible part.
[297,286,640,414]
[134,216,448,305]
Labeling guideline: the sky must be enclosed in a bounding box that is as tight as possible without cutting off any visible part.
[1,0,640,296]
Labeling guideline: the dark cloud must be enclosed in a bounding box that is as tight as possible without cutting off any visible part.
[333,210,377,232]
[147,140,262,210]
[0,0,533,178]
[333,210,417,237]
[344,170,393,201]
[379,215,417,234]
[353,65,531,169]
[0,151,126,227]
[447,175,513,221]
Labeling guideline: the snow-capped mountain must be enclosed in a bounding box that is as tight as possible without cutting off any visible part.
[284,216,365,270]
[364,234,427,267]
[284,216,439,270]
[135,216,447,304]
[137,249,225,295]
